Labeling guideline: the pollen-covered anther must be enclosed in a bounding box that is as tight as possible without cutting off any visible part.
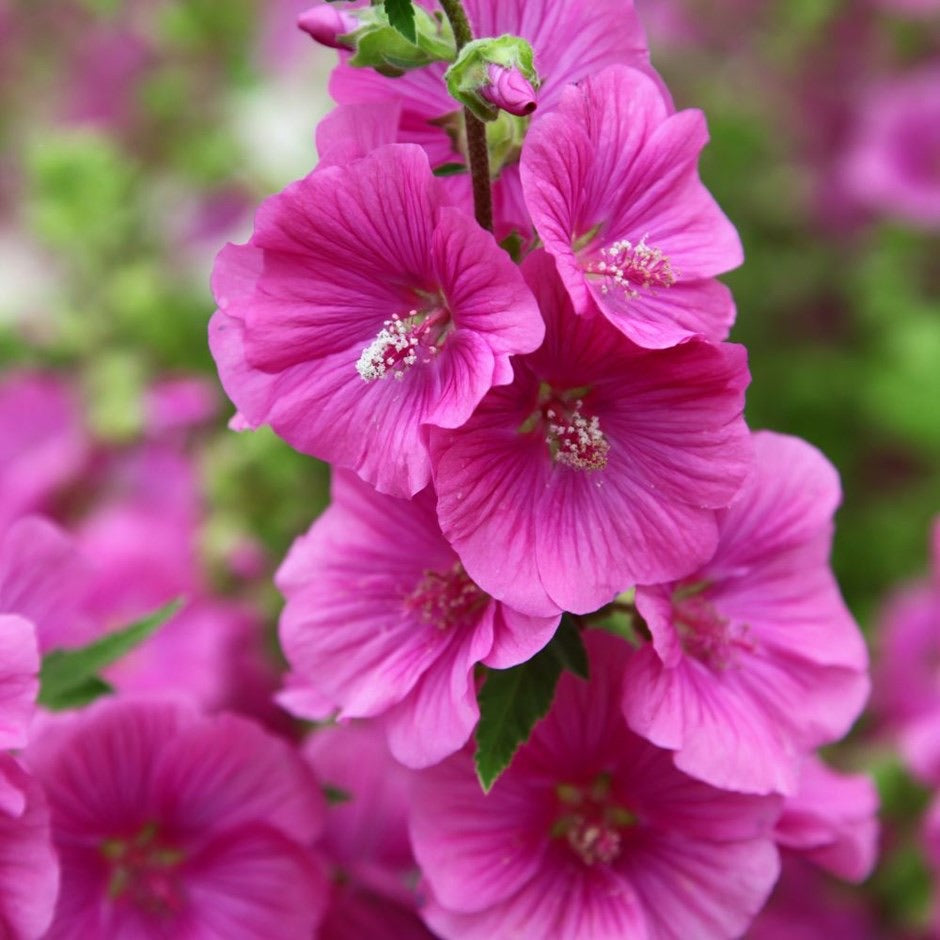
[586,235,677,299]
[356,311,423,382]
[405,562,488,630]
[546,400,610,471]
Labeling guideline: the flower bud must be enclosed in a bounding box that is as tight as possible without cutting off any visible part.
[481,63,538,117]
[297,4,358,50]
[445,35,540,122]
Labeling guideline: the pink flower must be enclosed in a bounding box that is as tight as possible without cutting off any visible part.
[410,631,781,940]
[621,432,870,795]
[329,0,656,239]
[430,251,751,617]
[774,756,879,882]
[0,372,87,539]
[0,754,59,940]
[304,722,435,939]
[521,64,742,349]
[25,697,328,939]
[143,376,218,437]
[843,67,940,229]
[278,470,558,767]
[210,143,543,497]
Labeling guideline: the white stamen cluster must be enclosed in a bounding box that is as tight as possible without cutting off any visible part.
[546,401,610,472]
[587,235,676,299]
[356,311,422,382]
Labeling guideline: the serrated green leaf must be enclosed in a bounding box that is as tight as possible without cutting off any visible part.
[39,598,183,710]
[384,0,416,42]
[474,617,588,791]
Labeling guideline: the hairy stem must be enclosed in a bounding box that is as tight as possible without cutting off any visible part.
[438,0,493,231]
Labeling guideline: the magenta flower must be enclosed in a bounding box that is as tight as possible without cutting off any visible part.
[277,470,558,767]
[410,631,781,940]
[621,432,870,795]
[843,67,940,229]
[329,0,656,238]
[430,251,751,617]
[773,756,878,883]
[0,754,59,940]
[305,722,435,939]
[210,143,543,497]
[26,697,328,939]
[522,64,742,349]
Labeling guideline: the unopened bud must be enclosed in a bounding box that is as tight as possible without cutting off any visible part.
[481,64,537,117]
[297,4,358,50]
[445,35,540,122]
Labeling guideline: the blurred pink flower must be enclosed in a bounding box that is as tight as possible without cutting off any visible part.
[843,66,940,229]
[0,372,88,539]
[26,697,327,939]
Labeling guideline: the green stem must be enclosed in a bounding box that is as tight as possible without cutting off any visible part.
[438,0,493,231]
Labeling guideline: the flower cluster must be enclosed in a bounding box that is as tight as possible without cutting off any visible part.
[0,1,881,938]
[208,0,875,936]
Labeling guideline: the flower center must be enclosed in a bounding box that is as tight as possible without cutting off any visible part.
[584,235,676,300]
[356,307,451,382]
[520,384,611,471]
[404,562,488,630]
[101,822,185,916]
[552,773,634,866]
[544,399,610,471]
[672,581,755,671]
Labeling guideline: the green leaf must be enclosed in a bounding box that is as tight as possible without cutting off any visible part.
[474,616,588,791]
[39,598,183,710]
[384,0,416,42]
[432,162,468,177]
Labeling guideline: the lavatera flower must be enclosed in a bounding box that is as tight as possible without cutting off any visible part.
[277,471,559,769]
[522,64,742,349]
[209,143,543,498]
[430,250,752,618]
[410,631,782,940]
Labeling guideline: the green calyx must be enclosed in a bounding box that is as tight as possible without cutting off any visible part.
[346,6,455,77]
[444,34,540,122]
